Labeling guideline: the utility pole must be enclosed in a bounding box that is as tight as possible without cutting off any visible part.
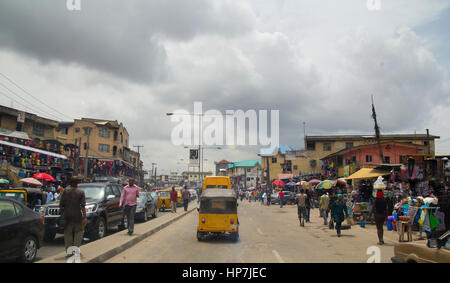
[371,95,384,163]
[83,127,92,182]
[133,145,144,154]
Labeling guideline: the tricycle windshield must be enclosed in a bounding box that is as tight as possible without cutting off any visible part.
[199,198,237,214]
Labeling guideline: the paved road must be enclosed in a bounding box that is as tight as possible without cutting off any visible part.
[106,200,395,263]
[35,209,172,261]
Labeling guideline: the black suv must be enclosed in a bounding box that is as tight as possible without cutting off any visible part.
[39,182,125,241]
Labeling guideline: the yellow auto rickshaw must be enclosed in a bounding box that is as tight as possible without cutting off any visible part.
[0,187,43,209]
[157,189,172,212]
[197,189,239,242]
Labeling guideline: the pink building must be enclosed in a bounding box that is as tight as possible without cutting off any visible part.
[321,142,427,177]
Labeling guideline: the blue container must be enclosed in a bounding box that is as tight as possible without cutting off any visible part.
[360,221,366,228]
[386,221,393,231]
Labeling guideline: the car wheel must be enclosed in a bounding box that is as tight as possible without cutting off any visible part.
[197,231,205,241]
[43,230,56,242]
[20,236,38,263]
[91,218,106,240]
[231,232,239,242]
[152,206,158,218]
[143,209,148,222]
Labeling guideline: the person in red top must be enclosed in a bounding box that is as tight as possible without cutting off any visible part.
[279,190,284,208]
[170,187,178,213]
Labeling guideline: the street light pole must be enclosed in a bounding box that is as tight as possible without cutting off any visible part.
[83,127,92,182]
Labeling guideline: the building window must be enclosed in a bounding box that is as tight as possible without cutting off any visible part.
[272,157,277,163]
[293,165,298,170]
[352,156,357,163]
[247,177,251,181]
[365,155,372,162]
[32,123,45,137]
[98,144,110,152]
[99,128,110,139]
[306,141,315,151]
[323,142,332,151]
[247,168,251,172]
[75,128,80,133]
[61,128,68,135]
[384,156,390,164]
[346,142,354,149]
[83,143,87,150]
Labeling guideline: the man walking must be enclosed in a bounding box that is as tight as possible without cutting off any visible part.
[331,194,349,237]
[170,187,178,213]
[296,189,307,227]
[182,187,190,212]
[59,177,86,257]
[278,190,284,208]
[305,190,314,222]
[120,178,140,235]
[319,193,330,225]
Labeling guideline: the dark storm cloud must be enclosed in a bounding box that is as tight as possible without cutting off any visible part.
[0,0,254,84]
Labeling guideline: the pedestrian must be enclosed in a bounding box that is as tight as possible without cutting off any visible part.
[305,190,314,222]
[170,187,178,213]
[319,193,330,225]
[279,190,284,208]
[370,190,388,245]
[46,188,54,204]
[296,189,307,227]
[267,190,271,206]
[262,192,267,205]
[331,194,349,237]
[120,178,140,235]
[182,187,190,212]
[59,177,86,257]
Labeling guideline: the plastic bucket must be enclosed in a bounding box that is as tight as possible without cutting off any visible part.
[360,221,366,228]
[386,221,393,231]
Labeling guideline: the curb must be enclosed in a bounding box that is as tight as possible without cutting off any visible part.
[37,205,197,263]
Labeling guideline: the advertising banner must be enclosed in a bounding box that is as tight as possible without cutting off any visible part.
[189,149,199,166]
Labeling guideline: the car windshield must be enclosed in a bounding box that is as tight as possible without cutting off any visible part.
[79,186,105,201]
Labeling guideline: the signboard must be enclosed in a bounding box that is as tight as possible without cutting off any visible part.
[285,151,296,161]
[17,111,25,123]
[344,166,350,177]
[189,149,199,166]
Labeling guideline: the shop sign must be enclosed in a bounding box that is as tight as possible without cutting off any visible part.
[344,166,350,177]
[189,149,199,166]
[17,111,25,123]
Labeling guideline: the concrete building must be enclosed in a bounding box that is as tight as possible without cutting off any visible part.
[215,160,232,176]
[227,160,261,188]
[259,133,440,185]
[182,171,213,185]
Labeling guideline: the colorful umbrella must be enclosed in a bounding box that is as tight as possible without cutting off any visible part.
[309,179,321,186]
[302,181,312,190]
[335,178,347,186]
[272,179,285,187]
[20,178,43,186]
[33,173,56,182]
[317,180,335,190]
[248,187,255,190]
[0,178,9,184]
[285,182,297,187]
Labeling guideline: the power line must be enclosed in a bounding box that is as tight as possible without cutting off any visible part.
[0,72,73,121]
[0,81,64,121]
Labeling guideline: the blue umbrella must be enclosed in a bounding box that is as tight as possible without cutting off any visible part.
[285,182,297,187]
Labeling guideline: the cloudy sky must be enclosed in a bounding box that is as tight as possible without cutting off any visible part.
[0,0,449,174]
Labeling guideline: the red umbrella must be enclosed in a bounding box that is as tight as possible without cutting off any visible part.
[272,179,285,187]
[33,173,56,182]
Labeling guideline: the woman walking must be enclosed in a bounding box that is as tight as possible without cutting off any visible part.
[370,190,388,245]
[331,194,349,237]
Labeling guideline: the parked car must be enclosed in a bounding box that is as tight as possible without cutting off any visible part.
[271,191,295,205]
[391,230,450,263]
[0,196,44,263]
[135,192,158,222]
[39,182,125,242]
